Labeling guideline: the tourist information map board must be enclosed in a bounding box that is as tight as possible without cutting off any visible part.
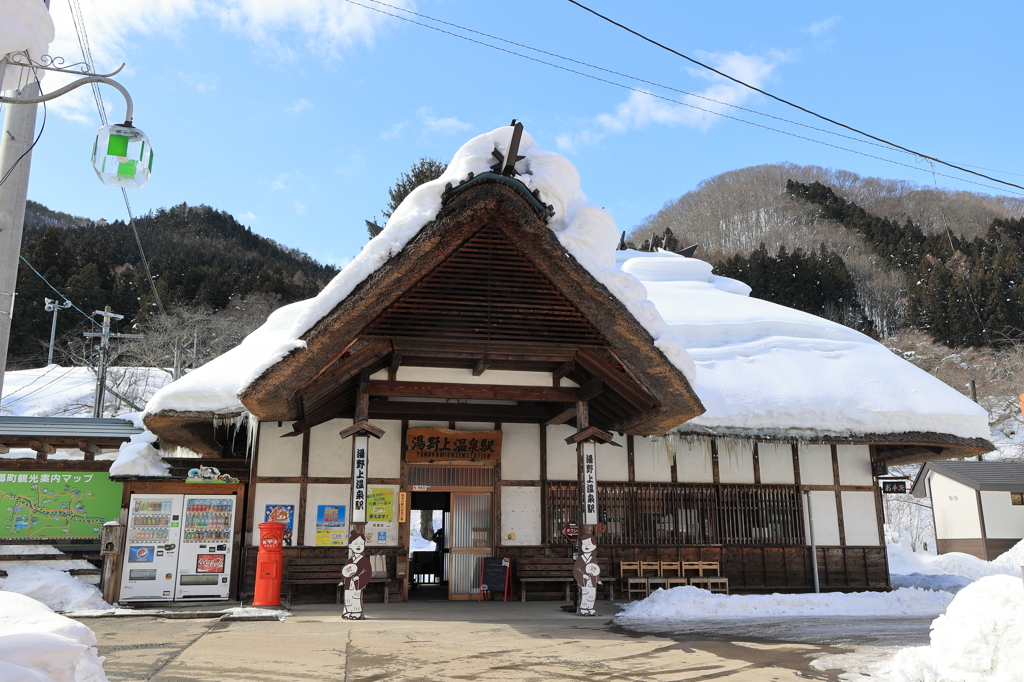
[0,471,123,540]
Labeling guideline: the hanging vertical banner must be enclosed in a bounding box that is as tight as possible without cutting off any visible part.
[581,442,598,526]
[398,492,408,524]
[352,436,368,524]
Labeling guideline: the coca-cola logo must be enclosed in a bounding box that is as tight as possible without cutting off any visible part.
[196,554,225,573]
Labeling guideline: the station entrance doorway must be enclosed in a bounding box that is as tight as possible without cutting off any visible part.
[407,465,494,601]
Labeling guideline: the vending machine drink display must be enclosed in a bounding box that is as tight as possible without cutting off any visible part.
[119,495,184,602]
[119,493,237,603]
[175,495,236,600]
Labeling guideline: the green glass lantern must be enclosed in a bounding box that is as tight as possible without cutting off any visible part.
[92,123,153,189]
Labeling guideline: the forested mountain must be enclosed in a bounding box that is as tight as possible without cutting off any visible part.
[630,163,1024,346]
[10,202,338,368]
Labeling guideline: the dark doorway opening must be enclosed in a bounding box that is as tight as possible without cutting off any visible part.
[409,491,449,601]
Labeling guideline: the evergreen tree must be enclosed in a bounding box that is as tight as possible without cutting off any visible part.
[382,157,448,219]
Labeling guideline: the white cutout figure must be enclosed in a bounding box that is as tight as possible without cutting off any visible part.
[341,532,370,620]
[573,533,601,616]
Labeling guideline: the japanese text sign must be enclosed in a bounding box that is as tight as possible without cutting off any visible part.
[405,428,502,462]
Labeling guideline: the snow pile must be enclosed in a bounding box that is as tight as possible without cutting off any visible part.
[0,566,114,612]
[108,414,170,478]
[221,607,290,621]
[882,575,1024,682]
[0,0,54,92]
[888,538,1024,582]
[617,250,991,439]
[0,545,61,556]
[145,126,695,417]
[614,585,953,622]
[0,591,108,682]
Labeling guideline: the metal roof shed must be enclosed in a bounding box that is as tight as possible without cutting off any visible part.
[911,460,1024,561]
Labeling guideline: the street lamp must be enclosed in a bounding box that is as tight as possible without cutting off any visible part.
[43,297,70,365]
[0,53,153,188]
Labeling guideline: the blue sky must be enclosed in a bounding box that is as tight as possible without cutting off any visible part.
[16,0,1024,269]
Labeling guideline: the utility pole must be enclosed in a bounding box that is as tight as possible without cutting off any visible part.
[43,297,71,365]
[84,306,142,418]
[0,76,42,398]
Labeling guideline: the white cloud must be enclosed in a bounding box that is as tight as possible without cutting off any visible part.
[557,50,780,151]
[238,211,257,222]
[270,172,293,190]
[287,98,313,113]
[418,108,472,135]
[180,72,219,93]
[804,16,841,37]
[294,201,307,215]
[43,0,410,122]
[380,122,405,139]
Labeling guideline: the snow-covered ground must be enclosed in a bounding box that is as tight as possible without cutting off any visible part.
[1,365,170,419]
[0,591,108,682]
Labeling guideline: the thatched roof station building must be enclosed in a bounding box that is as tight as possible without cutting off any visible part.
[143,125,991,601]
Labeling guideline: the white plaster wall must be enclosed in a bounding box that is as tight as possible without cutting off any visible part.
[717,439,754,484]
[302,483,351,546]
[841,491,880,545]
[251,482,301,546]
[308,418,352,478]
[546,424,578,480]
[635,437,674,483]
[596,435,629,482]
[799,444,835,485]
[501,486,542,545]
[980,491,1024,538]
[454,422,497,431]
[757,443,795,484]
[929,474,982,539]
[397,366,553,386]
[671,438,712,483]
[836,445,873,486]
[256,421,302,477]
[803,490,841,545]
[500,423,540,481]
[369,419,402,479]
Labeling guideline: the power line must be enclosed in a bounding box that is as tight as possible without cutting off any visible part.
[341,0,1024,197]
[18,255,100,327]
[66,4,165,316]
[360,0,910,158]
[564,0,1024,194]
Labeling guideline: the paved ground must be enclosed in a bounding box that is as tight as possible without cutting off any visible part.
[75,601,929,681]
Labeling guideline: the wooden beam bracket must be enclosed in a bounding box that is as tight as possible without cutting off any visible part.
[564,426,620,446]
[77,441,101,461]
[578,377,604,402]
[339,420,386,440]
[553,360,575,381]
[472,358,490,377]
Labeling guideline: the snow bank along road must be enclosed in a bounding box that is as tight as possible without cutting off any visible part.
[76,601,876,682]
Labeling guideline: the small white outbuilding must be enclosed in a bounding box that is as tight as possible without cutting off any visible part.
[911,460,1024,560]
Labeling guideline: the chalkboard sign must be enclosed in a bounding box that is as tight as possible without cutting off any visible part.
[479,557,511,602]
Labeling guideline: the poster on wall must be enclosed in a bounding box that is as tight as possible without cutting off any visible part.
[315,504,347,546]
[264,504,295,546]
[365,487,397,546]
[0,471,123,540]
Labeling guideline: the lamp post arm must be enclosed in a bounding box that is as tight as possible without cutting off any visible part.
[0,75,134,125]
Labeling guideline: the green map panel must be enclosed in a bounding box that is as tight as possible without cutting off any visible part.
[0,471,123,540]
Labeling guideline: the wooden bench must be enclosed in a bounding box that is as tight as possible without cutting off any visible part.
[283,556,398,608]
[516,557,615,602]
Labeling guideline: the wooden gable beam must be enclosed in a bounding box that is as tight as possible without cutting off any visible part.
[545,406,577,426]
[367,380,578,402]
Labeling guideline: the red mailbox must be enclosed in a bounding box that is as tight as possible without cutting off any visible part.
[252,522,286,607]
